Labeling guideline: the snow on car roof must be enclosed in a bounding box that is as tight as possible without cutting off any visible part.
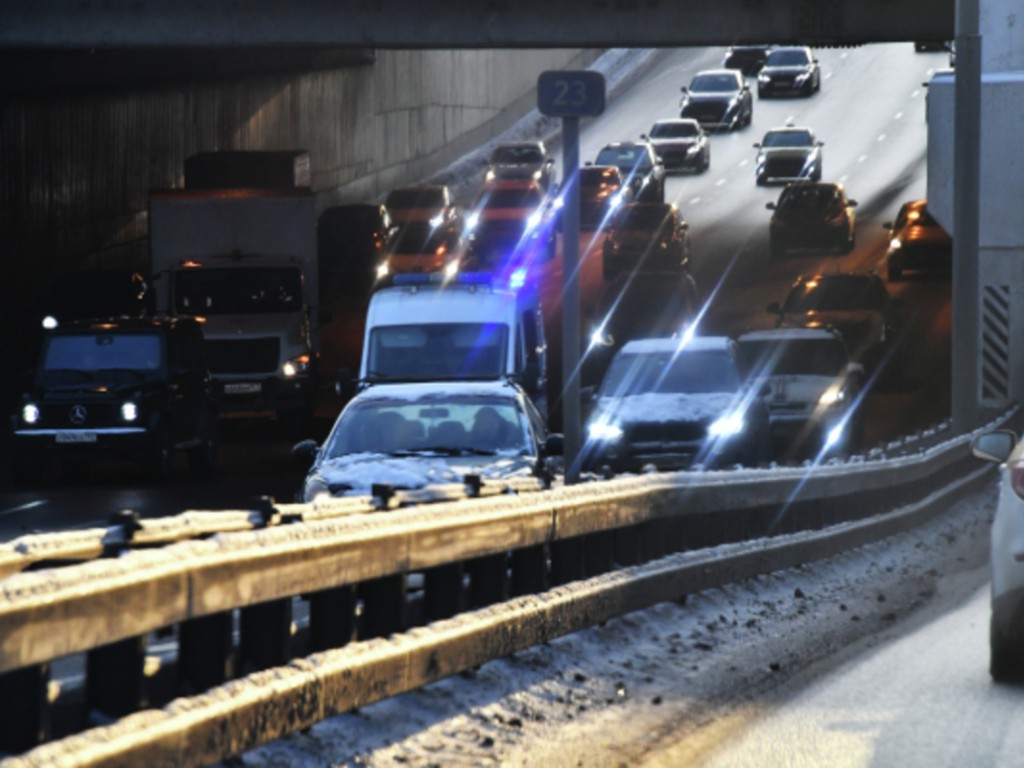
[354,379,521,403]
[737,328,840,342]
[619,336,732,354]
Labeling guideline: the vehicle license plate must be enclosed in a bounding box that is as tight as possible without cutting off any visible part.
[56,432,97,443]
[224,382,262,395]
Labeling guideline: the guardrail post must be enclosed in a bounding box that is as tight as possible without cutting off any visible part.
[239,599,292,674]
[86,635,147,718]
[551,537,585,585]
[583,530,615,577]
[358,575,407,639]
[468,554,508,607]
[510,545,548,596]
[308,586,357,651]
[0,663,50,752]
[178,612,234,694]
[423,564,464,621]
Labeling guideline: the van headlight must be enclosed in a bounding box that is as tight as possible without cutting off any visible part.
[120,402,139,422]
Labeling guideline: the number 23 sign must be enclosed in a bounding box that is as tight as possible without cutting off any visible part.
[537,70,605,118]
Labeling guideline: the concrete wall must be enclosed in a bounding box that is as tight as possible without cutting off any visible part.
[0,48,599,317]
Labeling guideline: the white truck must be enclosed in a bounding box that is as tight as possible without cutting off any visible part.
[149,186,321,422]
[353,273,549,418]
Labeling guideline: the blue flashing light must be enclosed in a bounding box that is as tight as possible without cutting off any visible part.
[508,267,528,290]
[392,273,444,286]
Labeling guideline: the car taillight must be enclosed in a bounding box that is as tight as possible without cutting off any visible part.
[1010,460,1024,500]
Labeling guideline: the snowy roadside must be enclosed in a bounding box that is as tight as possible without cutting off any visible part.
[238,480,996,767]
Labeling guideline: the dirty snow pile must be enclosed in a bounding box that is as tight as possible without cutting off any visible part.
[237,482,996,767]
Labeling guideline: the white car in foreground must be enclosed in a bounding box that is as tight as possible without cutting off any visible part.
[972,429,1024,681]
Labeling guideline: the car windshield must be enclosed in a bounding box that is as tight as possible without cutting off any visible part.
[387,224,448,255]
[650,122,699,139]
[479,187,544,209]
[366,323,509,380]
[613,206,671,232]
[594,146,653,173]
[740,338,848,377]
[325,396,530,457]
[600,348,741,396]
[491,146,544,165]
[782,278,886,313]
[689,73,740,93]
[385,188,445,210]
[39,331,163,380]
[175,266,302,315]
[766,49,810,67]
[762,130,813,148]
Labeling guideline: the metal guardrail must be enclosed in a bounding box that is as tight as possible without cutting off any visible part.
[0,409,1013,763]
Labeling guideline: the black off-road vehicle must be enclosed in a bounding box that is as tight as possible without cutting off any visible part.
[9,316,218,483]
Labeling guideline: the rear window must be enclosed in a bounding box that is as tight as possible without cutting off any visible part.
[740,339,848,377]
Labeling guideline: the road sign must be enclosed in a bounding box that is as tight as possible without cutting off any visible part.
[537,70,605,118]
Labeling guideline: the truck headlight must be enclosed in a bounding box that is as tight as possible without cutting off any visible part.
[120,402,139,422]
[282,355,311,378]
[709,412,745,437]
[587,422,623,442]
[21,403,40,425]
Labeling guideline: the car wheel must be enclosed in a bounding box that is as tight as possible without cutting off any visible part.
[756,173,767,186]
[700,152,710,173]
[991,612,1024,682]
[144,425,172,481]
[812,166,822,182]
[10,450,44,487]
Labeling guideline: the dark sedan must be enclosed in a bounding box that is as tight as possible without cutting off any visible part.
[679,69,753,132]
[766,181,857,258]
[754,126,823,185]
[883,199,952,281]
[722,45,773,75]
[593,141,666,203]
[602,202,690,281]
[643,118,710,173]
[766,272,903,372]
[757,46,821,97]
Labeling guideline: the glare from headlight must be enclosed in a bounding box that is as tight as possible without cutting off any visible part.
[825,424,844,449]
[443,260,460,280]
[818,386,845,407]
[376,262,390,280]
[527,210,544,231]
[282,355,311,378]
[120,402,139,422]
[588,422,624,442]
[889,238,903,250]
[465,212,480,232]
[42,315,58,330]
[485,169,496,182]
[429,213,444,228]
[709,412,745,437]
[21,403,40,424]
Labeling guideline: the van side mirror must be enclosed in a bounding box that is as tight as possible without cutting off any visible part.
[292,439,319,467]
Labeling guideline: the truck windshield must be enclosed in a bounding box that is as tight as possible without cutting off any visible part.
[174,267,302,315]
[366,323,509,381]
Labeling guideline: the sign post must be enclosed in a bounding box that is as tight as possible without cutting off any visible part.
[538,70,605,484]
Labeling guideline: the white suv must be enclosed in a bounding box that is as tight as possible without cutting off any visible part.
[972,430,1024,681]
[737,328,864,460]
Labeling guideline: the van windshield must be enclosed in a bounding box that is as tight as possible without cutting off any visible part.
[366,323,509,381]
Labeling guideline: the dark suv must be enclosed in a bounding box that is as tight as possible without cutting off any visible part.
[10,317,218,483]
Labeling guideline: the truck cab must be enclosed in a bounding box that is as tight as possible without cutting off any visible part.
[357,272,548,417]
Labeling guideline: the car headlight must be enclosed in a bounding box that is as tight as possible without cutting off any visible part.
[485,169,496,182]
[464,212,480,233]
[120,401,139,422]
[376,261,390,280]
[609,192,625,209]
[824,423,845,449]
[889,238,903,250]
[795,72,810,82]
[758,73,770,83]
[709,412,745,437]
[588,421,624,442]
[282,354,312,378]
[818,386,846,407]
[429,213,444,228]
[21,403,40,425]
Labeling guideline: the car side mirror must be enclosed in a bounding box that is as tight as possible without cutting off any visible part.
[292,438,320,467]
[848,199,859,207]
[753,143,761,149]
[883,221,893,230]
[766,301,782,315]
[973,430,1017,464]
[543,433,565,456]
[640,134,649,141]
[580,384,598,403]
[335,366,357,399]
[680,86,689,93]
[766,202,776,210]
